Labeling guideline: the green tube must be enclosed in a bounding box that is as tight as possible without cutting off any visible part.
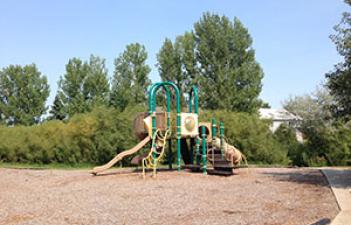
[212,118,217,140]
[196,137,200,165]
[201,125,207,174]
[220,121,225,156]
[149,81,181,172]
[189,86,199,165]
[148,83,173,170]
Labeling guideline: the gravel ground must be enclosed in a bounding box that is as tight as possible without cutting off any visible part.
[0,167,338,225]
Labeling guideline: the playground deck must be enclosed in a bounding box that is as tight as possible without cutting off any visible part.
[0,168,338,225]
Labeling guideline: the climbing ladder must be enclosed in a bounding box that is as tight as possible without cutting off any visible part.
[142,129,171,178]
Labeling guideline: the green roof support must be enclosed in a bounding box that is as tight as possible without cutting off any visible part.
[201,125,207,174]
[189,85,199,165]
[149,82,181,172]
[220,121,225,156]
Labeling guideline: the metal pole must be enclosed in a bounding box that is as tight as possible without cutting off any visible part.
[212,118,217,142]
[196,137,200,165]
[201,126,207,174]
[220,121,225,156]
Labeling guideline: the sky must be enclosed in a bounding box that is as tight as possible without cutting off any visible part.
[0,0,348,108]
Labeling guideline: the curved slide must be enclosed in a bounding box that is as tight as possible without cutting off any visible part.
[92,136,151,175]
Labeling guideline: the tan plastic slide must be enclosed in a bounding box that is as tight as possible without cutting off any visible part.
[92,136,151,175]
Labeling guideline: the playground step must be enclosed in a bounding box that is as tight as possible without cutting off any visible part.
[207,148,222,155]
[207,153,226,161]
[207,168,234,176]
[184,164,202,172]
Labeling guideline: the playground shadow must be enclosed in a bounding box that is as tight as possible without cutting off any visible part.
[261,169,331,187]
[321,168,351,189]
[92,167,174,177]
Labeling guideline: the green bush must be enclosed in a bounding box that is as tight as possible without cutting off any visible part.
[302,121,351,166]
[4,105,349,167]
[200,110,290,165]
[0,106,140,165]
[273,124,308,166]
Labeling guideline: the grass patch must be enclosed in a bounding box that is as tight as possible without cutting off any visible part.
[0,162,95,170]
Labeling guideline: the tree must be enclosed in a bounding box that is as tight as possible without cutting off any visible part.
[110,43,151,111]
[282,85,333,123]
[53,55,109,118]
[157,38,182,89]
[0,64,50,125]
[84,55,110,107]
[49,95,66,120]
[157,32,198,95]
[326,0,351,120]
[194,13,263,112]
[157,13,264,112]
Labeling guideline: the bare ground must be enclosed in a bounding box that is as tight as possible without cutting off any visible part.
[0,168,339,225]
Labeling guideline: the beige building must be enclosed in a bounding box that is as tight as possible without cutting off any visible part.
[259,108,303,142]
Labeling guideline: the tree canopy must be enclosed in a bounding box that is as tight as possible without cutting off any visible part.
[52,55,109,119]
[282,85,333,123]
[326,0,351,120]
[157,13,263,112]
[110,43,151,111]
[0,64,50,125]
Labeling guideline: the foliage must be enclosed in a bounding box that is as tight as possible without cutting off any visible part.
[0,106,138,165]
[53,55,109,119]
[326,0,351,120]
[49,95,66,120]
[302,120,351,166]
[195,13,263,112]
[157,13,263,113]
[282,85,333,122]
[273,124,308,166]
[201,110,290,164]
[157,32,198,94]
[0,64,50,125]
[110,43,151,111]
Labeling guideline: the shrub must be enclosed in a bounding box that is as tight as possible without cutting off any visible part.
[273,124,308,166]
[200,110,290,165]
[302,121,351,166]
[0,106,141,165]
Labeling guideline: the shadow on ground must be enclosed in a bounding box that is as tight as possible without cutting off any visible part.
[261,169,330,187]
[321,169,351,189]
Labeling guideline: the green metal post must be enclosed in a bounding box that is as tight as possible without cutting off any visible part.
[149,82,181,172]
[189,86,199,165]
[220,121,225,156]
[196,137,200,165]
[212,118,218,159]
[201,126,207,174]
[148,83,173,171]
[212,118,217,141]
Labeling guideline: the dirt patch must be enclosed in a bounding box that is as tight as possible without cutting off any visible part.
[0,168,338,225]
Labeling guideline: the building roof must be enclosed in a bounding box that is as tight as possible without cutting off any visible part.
[259,108,302,121]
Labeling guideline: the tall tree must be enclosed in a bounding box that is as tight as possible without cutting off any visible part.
[177,31,198,92]
[194,13,263,112]
[56,57,89,117]
[326,0,351,120]
[53,55,109,119]
[157,38,182,89]
[157,32,198,95]
[49,95,66,120]
[0,64,50,125]
[283,85,334,123]
[84,55,110,107]
[110,43,151,111]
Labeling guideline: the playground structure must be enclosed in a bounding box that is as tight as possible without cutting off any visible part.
[92,81,245,177]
